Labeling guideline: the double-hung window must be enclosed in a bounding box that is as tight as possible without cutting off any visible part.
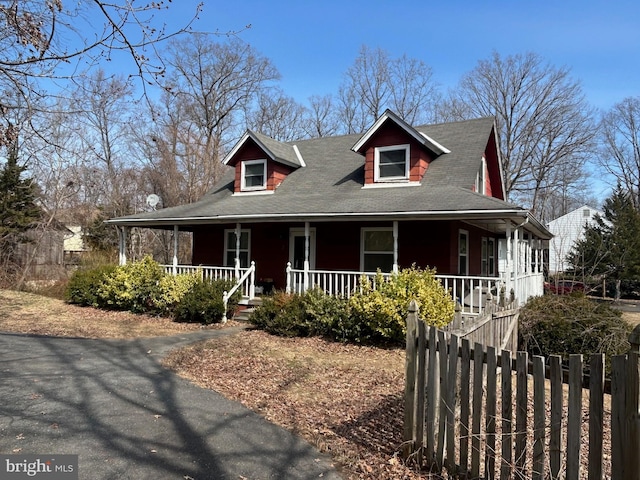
[241,160,267,191]
[361,228,394,272]
[481,237,496,276]
[374,145,410,182]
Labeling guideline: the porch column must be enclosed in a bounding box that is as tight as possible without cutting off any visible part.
[526,234,532,274]
[172,225,179,275]
[303,222,310,291]
[118,226,128,266]
[393,221,399,273]
[505,222,512,295]
[235,222,241,280]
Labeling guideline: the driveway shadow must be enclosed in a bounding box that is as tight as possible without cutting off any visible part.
[0,330,341,479]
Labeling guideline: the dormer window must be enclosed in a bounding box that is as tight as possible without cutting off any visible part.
[241,159,267,191]
[375,144,410,182]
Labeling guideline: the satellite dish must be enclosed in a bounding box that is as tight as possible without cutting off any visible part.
[146,194,160,209]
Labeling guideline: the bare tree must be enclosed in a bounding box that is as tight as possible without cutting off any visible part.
[130,36,279,213]
[440,51,595,215]
[249,90,308,141]
[599,96,640,210]
[0,0,206,147]
[69,69,140,217]
[303,94,340,138]
[337,46,440,133]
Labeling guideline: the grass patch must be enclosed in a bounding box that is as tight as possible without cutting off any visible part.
[0,289,207,338]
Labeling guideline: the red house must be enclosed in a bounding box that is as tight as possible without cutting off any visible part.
[108,110,551,312]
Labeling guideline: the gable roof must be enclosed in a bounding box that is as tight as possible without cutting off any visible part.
[108,116,551,239]
[352,109,450,155]
[223,130,304,169]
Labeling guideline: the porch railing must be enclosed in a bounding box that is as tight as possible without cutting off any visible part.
[285,264,509,316]
[162,263,256,304]
[223,261,256,322]
[285,263,390,298]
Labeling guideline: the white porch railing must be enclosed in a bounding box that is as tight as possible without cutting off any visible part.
[162,263,256,305]
[223,262,256,322]
[284,264,543,316]
[285,263,390,298]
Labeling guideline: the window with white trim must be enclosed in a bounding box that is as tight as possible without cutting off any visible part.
[481,237,496,276]
[241,159,267,191]
[224,229,250,268]
[374,144,410,181]
[361,228,394,272]
[458,229,469,275]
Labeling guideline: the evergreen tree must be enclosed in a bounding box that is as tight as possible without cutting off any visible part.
[569,186,640,299]
[0,145,41,273]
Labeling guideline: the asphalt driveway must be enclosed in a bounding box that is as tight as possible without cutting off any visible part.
[0,328,341,479]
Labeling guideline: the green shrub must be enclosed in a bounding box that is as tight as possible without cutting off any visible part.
[150,273,201,316]
[249,291,309,336]
[65,264,118,307]
[301,288,352,338]
[519,294,631,372]
[97,256,165,313]
[250,267,454,345]
[174,278,239,324]
[348,267,455,343]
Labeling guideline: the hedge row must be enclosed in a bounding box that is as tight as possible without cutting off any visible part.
[64,256,240,323]
[250,267,456,344]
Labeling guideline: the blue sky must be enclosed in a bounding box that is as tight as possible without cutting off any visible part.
[173,0,640,111]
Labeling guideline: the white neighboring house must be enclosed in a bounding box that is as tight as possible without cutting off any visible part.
[547,206,603,274]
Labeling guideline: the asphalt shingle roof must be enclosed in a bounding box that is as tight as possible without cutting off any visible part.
[109,117,531,226]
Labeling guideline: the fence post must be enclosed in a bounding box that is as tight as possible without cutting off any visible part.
[403,300,419,458]
[626,326,640,480]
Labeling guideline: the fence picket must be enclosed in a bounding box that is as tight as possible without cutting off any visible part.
[500,350,512,480]
[485,346,497,480]
[610,355,625,479]
[549,355,562,480]
[588,354,604,480]
[403,305,417,457]
[567,354,583,480]
[515,351,528,479]
[459,338,471,475]
[471,343,484,478]
[626,352,640,479]
[532,355,545,480]
[425,327,438,463]
[414,318,426,465]
[445,334,459,474]
[436,330,448,472]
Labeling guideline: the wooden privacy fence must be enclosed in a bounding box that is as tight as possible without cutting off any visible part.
[403,300,640,480]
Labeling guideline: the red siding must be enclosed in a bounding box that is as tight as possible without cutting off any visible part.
[191,220,500,290]
[227,139,293,192]
[361,121,433,185]
[484,129,504,200]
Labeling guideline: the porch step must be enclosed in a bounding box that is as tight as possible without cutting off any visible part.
[233,297,262,322]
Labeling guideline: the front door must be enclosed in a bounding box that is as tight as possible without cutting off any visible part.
[289,228,316,270]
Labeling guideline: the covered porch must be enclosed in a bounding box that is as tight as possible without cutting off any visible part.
[113,212,549,318]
